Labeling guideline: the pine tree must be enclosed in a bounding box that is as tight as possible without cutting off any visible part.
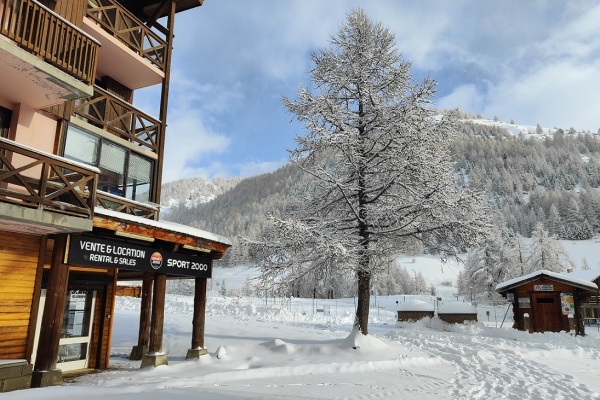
[245,9,490,335]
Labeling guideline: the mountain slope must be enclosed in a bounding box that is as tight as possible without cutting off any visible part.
[163,118,600,266]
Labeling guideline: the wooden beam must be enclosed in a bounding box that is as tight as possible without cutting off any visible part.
[153,0,176,206]
[34,235,69,372]
[139,272,154,348]
[93,216,230,259]
[190,278,207,349]
[25,236,46,363]
[148,273,166,354]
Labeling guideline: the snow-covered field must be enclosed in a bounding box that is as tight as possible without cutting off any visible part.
[6,285,600,400]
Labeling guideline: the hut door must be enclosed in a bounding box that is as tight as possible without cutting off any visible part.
[532,292,561,332]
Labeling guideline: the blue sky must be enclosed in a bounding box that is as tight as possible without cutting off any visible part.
[135,1,600,183]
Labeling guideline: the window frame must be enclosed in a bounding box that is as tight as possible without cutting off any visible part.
[62,123,154,203]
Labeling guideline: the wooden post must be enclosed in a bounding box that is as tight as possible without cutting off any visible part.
[31,234,69,388]
[25,236,47,363]
[129,272,153,360]
[153,0,176,204]
[186,278,208,359]
[140,273,167,368]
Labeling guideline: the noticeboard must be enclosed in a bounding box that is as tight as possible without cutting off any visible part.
[66,235,212,278]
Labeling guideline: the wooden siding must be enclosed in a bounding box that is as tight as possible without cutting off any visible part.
[0,232,42,359]
[115,285,141,298]
[87,269,116,369]
[509,278,584,334]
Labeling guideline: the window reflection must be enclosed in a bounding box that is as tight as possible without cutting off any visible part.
[61,290,92,338]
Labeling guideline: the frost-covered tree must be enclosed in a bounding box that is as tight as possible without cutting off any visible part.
[460,228,518,300]
[581,257,591,271]
[245,9,489,335]
[526,223,574,273]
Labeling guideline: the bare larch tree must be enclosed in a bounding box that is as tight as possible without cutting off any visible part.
[245,9,490,335]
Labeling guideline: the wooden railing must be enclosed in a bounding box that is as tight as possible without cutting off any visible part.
[87,0,167,71]
[0,137,98,218]
[96,191,158,220]
[0,0,99,85]
[74,85,161,153]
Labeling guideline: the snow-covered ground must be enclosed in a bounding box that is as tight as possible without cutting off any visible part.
[6,288,600,400]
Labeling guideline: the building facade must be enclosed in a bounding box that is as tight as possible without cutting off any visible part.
[0,0,229,392]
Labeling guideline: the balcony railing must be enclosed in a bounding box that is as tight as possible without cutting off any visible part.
[0,137,98,218]
[74,85,161,153]
[87,0,166,71]
[97,190,158,220]
[0,0,99,85]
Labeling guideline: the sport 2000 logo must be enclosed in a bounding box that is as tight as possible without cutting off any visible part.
[150,252,163,270]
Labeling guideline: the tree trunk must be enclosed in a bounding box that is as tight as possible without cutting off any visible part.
[355,269,371,335]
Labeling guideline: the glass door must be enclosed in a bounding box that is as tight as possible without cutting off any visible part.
[57,290,96,371]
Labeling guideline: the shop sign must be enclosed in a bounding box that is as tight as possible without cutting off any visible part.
[518,297,530,308]
[534,284,554,291]
[560,293,575,315]
[506,293,515,303]
[67,235,212,278]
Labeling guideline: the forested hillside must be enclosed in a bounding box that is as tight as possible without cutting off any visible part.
[160,176,242,211]
[163,119,600,268]
[455,122,600,240]
[164,163,310,264]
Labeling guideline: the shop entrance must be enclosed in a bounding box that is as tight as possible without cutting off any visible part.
[33,289,96,371]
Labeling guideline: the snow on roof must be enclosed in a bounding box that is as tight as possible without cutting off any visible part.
[496,269,598,292]
[397,299,434,312]
[94,207,232,246]
[437,302,476,314]
[563,269,600,283]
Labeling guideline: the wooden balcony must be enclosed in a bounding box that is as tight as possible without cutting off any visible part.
[0,137,98,234]
[0,0,99,85]
[84,0,166,89]
[96,190,158,220]
[74,85,161,154]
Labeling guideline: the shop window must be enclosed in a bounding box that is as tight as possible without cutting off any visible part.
[63,124,154,202]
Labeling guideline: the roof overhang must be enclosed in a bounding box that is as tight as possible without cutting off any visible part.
[496,270,598,293]
[120,0,204,22]
[93,208,231,260]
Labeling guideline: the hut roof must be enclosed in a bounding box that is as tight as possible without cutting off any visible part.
[496,270,598,293]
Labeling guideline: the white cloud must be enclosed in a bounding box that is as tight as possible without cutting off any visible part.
[482,61,600,131]
[237,158,289,178]
[163,112,231,183]
[437,84,484,114]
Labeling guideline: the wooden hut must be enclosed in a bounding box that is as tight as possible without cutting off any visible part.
[496,270,598,335]
[396,300,434,321]
[437,302,478,324]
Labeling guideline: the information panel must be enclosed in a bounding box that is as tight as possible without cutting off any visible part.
[67,235,212,278]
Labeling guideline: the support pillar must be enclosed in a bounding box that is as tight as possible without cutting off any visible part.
[31,234,69,388]
[129,272,153,360]
[186,278,208,359]
[140,273,167,368]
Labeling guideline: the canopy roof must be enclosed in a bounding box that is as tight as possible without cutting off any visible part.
[496,270,598,293]
[94,208,231,260]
